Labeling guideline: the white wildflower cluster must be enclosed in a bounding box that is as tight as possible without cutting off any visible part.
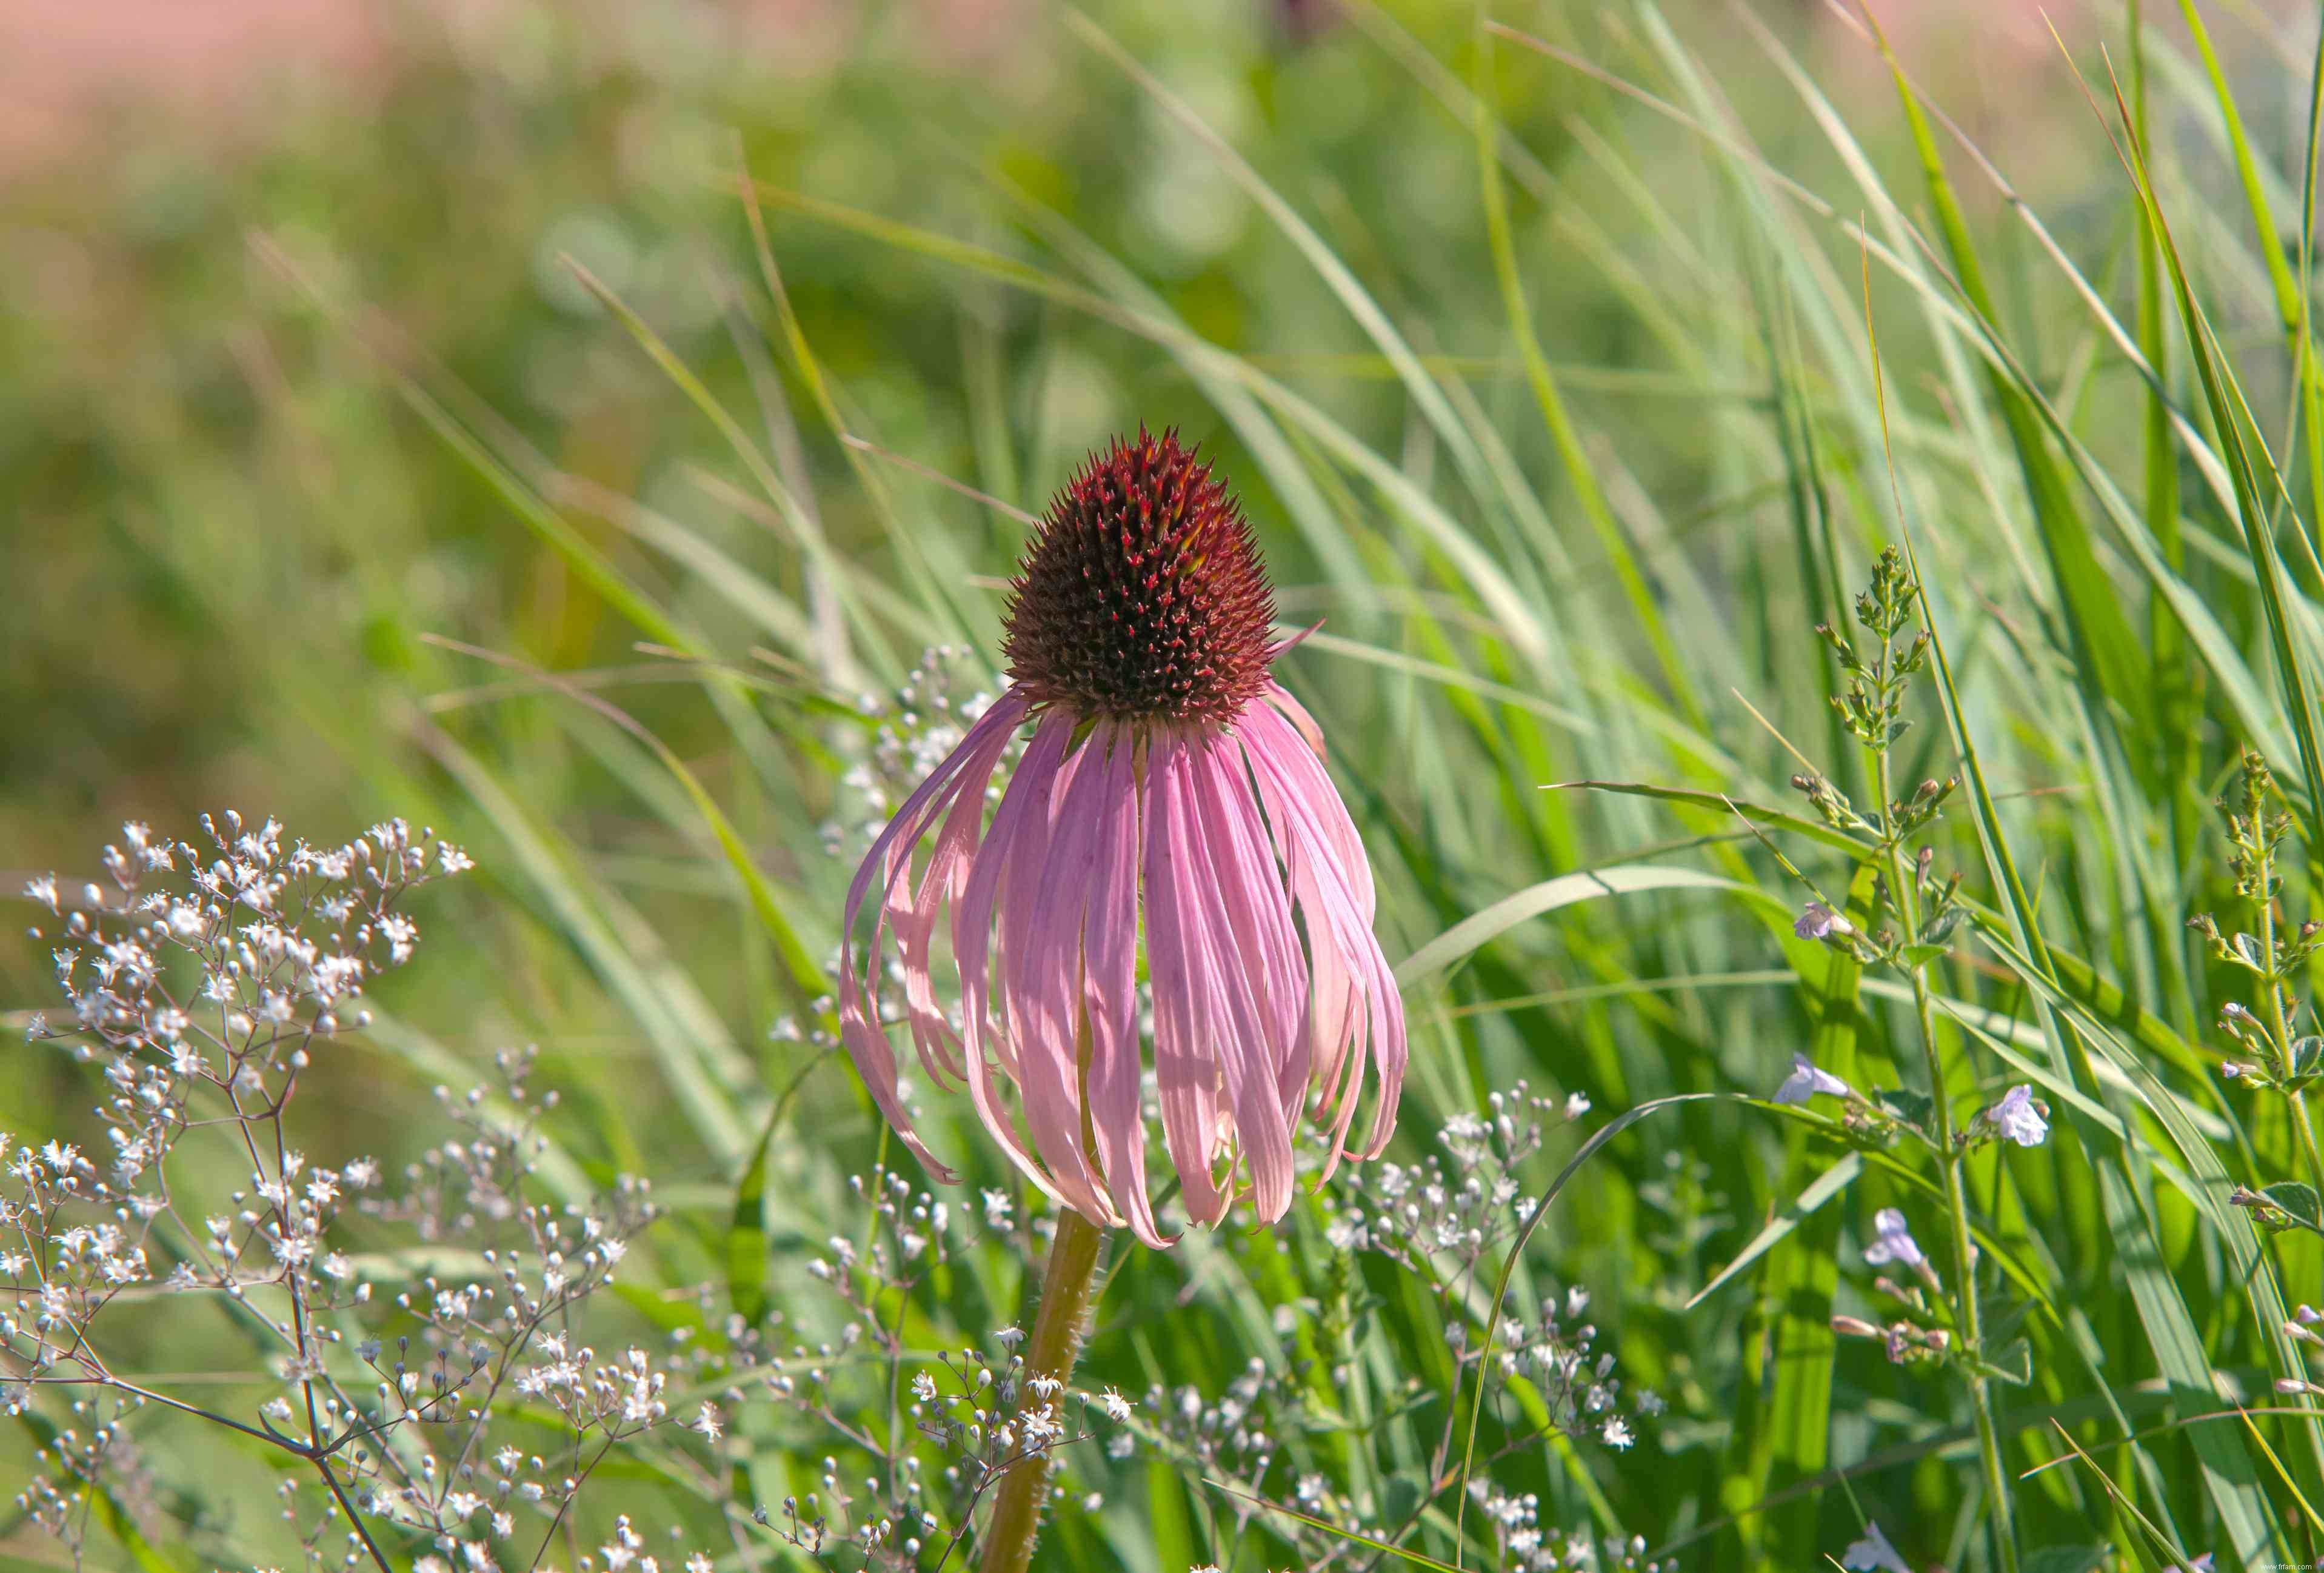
[331,1049,667,1563]
[768,997,843,1063]
[1,817,715,1573]
[1481,1289,1662,1453]
[15,1394,149,1565]
[1139,1355,1291,1485]
[3,815,484,1567]
[5,815,464,1409]
[1319,1081,1572,1263]
[823,647,1002,862]
[757,1178,1127,1572]
[1129,1341,1414,1568]
[782,1163,972,1341]
[510,1512,718,1573]
[1128,1313,1663,1573]
[1315,1093,1661,1446]
[1469,1485,1671,1573]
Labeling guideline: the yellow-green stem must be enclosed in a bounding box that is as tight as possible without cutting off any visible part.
[978,1208,1106,1573]
[2296,1094,2324,1212]
[1874,747,2018,1573]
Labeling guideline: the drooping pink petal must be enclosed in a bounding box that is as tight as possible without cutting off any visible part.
[1142,728,1227,1225]
[1081,731,1170,1245]
[1170,736,1298,1223]
[952,710,1074,1204]
[1239,700,1406,1161]
[1274,812,1366,1159]
[1187,731,1311,1124]
[890,710,1020,1085]
[1262,682,1373,912]
[836,692,1029,1179]
[1263,676,1330,762]
[1000,726,1117,1226]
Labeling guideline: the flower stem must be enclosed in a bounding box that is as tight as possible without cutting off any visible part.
[2297,1093,2324,1197]
[978,1208,1106,1573]
[1875,734,2018,1573]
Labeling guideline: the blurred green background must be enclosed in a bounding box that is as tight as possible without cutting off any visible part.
[8,0,2324,1566]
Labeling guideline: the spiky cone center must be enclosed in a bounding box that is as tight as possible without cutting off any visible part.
[1000,429,1275,726]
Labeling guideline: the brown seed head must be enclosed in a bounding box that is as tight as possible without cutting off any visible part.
[1000,428,1275,725]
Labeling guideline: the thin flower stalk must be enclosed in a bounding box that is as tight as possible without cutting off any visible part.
[1811,548,2017,1572]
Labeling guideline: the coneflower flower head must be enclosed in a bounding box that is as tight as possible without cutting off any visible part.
[839,428,1406,1246]
[998,433,1275,726]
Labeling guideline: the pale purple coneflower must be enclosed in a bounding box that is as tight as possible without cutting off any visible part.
[838,428,1407,1247]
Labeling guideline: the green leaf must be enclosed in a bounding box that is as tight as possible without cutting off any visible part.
[1547,780,1870,854]
[1978,1336,2034,1388]
[727,1107,779,1329]
[1898,943,1948,970]
[2264,1181,2324,1235]
[1877,1088,1934,1129]
[1867,9,2157,762]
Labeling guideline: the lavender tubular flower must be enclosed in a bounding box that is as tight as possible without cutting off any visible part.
[1793,901,1853,941]
[1982,1084,2049,1147]
[838,430,1407,1246]
[1775,1052,1850,1106]
[1842,1521,1914,1573]
[1862,1208,1925,1269]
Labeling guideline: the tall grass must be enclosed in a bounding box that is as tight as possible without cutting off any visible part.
[8,0,2324,1568]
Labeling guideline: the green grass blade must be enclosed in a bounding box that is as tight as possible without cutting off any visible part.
[1471,18,1703,729]
[1393,866,1780,989]
[1687,1154,1860,1312]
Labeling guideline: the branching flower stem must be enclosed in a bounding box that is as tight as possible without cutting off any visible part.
[1857,601,2018,1573]
[2252,857,2324,1204]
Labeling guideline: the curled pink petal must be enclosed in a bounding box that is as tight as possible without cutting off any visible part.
[836,692,1029,1180]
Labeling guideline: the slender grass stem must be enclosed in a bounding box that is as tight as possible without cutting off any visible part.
[977,1209,1106,1573]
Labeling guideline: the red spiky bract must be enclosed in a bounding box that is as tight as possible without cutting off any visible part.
[1000,428,1276,726]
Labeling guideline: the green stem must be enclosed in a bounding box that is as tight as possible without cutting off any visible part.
[1874,741,2019,1573]
[2252,845,2324,1202]
[2296,1093,2324,1209]
[978,1208,1106,1573]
